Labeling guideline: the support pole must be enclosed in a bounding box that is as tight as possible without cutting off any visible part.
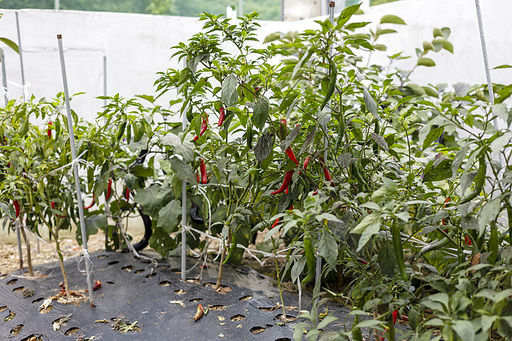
[238,0,243,17]
[181,61,188,282]
[16,223,23,275]
[57,34,94,307]
[15,12,26,101]
[1,51,8,106]
[55,0,60,11]
[103,56,107,107]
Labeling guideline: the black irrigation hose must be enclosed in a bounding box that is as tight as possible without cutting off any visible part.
[122,205,153,252]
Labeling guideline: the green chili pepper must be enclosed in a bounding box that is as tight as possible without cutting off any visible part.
[392,220,407,281]
[320,59,337,111]
[116,120,127,142]
[351,315,363,341]
[247,120,253,149]
[223,230,238,264]
[301,231,315,284]
[488,222,498,264]
[460,156,486,204]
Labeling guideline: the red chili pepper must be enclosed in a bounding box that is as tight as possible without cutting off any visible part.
[83,194,95,210]
[106,179,113,200]
[312,189,319,196]
[93,280,101,291]
[271,217,281,229]
[278,118,288,140]
[442,197,451,225]
[465,235,472,245]
[51,201,67,218]
[200,159,208,184]
[193,115,208,141]
[392,309,398,325]
[271,170,293,195]
[196,173,200,183]
[13,200,20,218]
[303,156,311,170]
[319,157,332,181]
[125,188,130,202]
[47,121,53,138]
[285,147,299,166]
[218,107,225,127]
[193,304,204,321]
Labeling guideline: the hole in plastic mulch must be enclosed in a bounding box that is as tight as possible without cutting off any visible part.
[275,313,297,322]
[63,327,79,336]
[275,338,292,341]
[230,314,246,321]
[203,282,232,294]
[4,310,16,321]
[174,289,186,295]
[209,305,227,311]
[108,261,120,265]
[6,279,17,285]
[0,274,8,279]
[189,298,203,302]
[12,286,24,293]
[21,334,45,341]
[106,281,115,285]
[0,305,7,312]
[39,305,53,314]
[98,255,109,259]
[122,265,133,272]
[32,297,44,304]
[10,324,23,335]
[159,281,172,287]
[239,295,252,301]
[171,269,181,274]
[250,326,266,334]
[145,272,157,278]
[185,278,201,284]
[139,259,151,264]
[134,269,145,274]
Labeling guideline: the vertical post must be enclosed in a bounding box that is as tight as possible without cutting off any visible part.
[1,51,8,106]
[103,56,107,107]
[281,0,284,21]
[181,60,188,282]
[55,0,60,11]
[16,223,23,275]
[238,0,243,17]
[15,12,26,101]
[57,34,94,306]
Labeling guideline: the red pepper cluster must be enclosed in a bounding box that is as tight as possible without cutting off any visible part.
[193,115,208,141]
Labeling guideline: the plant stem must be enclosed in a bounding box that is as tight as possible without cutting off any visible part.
[215,242,226,291]
[19,217,33,276]
[271,237,287,321]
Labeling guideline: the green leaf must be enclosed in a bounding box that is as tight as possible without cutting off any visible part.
[452,320,474,341]
[77,214,106,245]
[291,257,306,283]
[423,41,435,51]
[357,221,380,252]
[254,130,273,164]
[299,126,317,156]
[380,14,406,25]
[319,228,338,269]
[317,315,339,330]
[417,58,436,67]
[149,227,176,257]
[253,96,269,131]
[490,133,511,154]
[134,185,174,218]
[479,198,502,236]
[222,74,238,107]
[281,124,301,152]
[169,156,197,185]
[263,32,280,44]
[374,44,386,51]
[434,38,453,53]
[405,83,425,96]
[382,177,397,193]
[157,199,181,233]
[19,118,29,136]
[441,27,451,39]
[337,3,361,27]
[355,319,383,329]
[423,158,452,182]
[0,37,19,53]
[352,212,381,234]
[159,133,195,163]
[494,64,512,69]
[363,87,380,121]
[452,145,468,178]
[293,322,310,341]
[433,28,443,38]
[422,127,444,150]
[408,306,421,330]
[370,133,388,151]
[378,239,396,278]
[292,50,312,80]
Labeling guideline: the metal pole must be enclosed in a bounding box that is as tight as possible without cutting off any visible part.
[281,0,284,21]
[238,0,243,17]
[57,34,94,306]
[181,60,188,282]
[1,52,8,106]
[15,12,26,101]
[16,223,23,275]
[55,0,59,11]
[474,0,502,165]
[103,56,107,107]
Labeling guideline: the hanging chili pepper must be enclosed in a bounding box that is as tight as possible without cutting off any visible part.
[312,189,319,196]
[51,201,67,218]
[84,194,95,210]
[218,107,225,127]
[196,173,200,183]
[13,200,20,218]
[465,235,472,246]
[392,219,407,281]
[301,230,315,284]
[106,179,113,201]
[193,115,208,141]
[200,159,207,184]
[223,231,238,264]
[125,188,130,202]
[285,147,299,166]
[278,118,288,140]
[271,170,293,195]
[303,156,311,170]
[47,121,53,138]
[319,157,332,181]
[392,309,398,325]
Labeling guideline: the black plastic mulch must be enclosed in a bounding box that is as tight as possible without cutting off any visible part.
[0,250,406,340]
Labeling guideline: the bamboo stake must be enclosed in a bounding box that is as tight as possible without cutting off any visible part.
[181,61,188,281]
[57,34,94,307]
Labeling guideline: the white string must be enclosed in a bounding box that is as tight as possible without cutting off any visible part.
[6,80,31,100]
[118,214,158,269]
[35,150,92,181]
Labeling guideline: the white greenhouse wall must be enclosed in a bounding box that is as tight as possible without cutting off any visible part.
[0,0,510,122]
